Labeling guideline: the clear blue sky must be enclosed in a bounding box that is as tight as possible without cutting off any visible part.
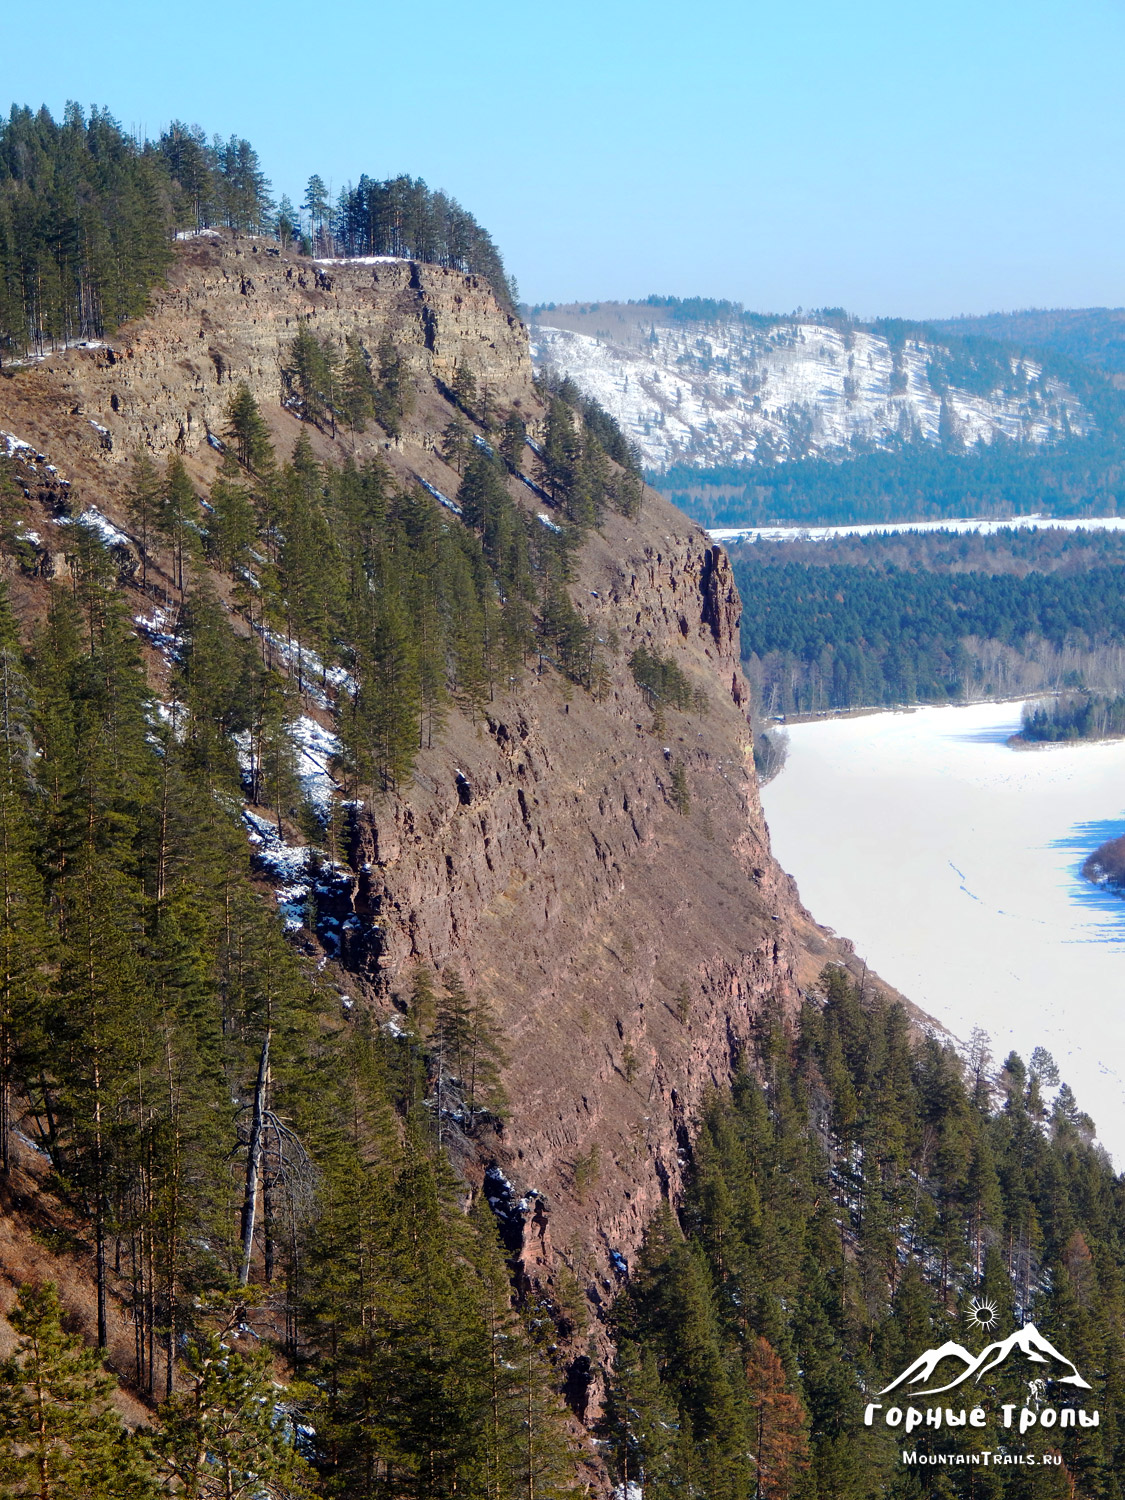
[3,0,1123,317]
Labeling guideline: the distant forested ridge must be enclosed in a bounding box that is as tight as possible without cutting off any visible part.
[662,430,1125,532]
[929,307,1125,377]
[0,103,514,358]
[734,530,1125,713]
[602,967,1123,1500]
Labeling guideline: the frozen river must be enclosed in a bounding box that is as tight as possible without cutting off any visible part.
[760,699,1125,1159]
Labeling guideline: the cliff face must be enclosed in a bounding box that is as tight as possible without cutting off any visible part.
[352,516,799,1272]
[1,236,529,470]
[0,234,859,1389]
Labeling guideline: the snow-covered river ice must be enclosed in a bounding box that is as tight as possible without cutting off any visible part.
[760,699,1125,1159]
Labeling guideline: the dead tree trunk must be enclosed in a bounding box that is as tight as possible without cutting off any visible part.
[239,1030,270,1286]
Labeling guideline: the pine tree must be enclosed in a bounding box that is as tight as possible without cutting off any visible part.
[499,411,526,470]
[441,413,473,475]
[373,331,412,438]
[125,451,162,590]
[224,383,275,474]
[153,1331,312,1498]
[340,336,376,433]
[303,174,331,251]
[287,326,339,433]
[0,1283,155,1499]
[745,1335,809,1500]
[0,588,46,1175]
[161,455,201,596]
[206,456,257,577]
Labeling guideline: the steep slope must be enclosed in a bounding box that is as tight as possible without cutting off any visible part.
[531,302,1092,470]
[0,233,895,1410]
[929,307,1125,378]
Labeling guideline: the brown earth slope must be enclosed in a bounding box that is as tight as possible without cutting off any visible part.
[0,233,921,1392]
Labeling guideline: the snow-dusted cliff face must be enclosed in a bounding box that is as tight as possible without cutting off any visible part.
[531,316,1092,471]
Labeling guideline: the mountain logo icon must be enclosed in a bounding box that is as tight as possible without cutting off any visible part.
[878,1324,1092,1399]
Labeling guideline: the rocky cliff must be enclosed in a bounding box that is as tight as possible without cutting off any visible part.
[1,236,528,475]
[0,233,876,1401]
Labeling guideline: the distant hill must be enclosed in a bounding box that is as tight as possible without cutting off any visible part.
[928,308,1125,377]
[530,298,1097,473]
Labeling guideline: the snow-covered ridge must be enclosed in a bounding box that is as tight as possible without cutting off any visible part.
[531,319,1091,471]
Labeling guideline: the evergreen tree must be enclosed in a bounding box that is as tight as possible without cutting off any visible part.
[153,1331,312,1498]
[225,383,275,474]
[125,451,163,590]
[160,455,201,596]
[0,1282,155,1499]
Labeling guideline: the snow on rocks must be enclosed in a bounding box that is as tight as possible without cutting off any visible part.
[255,627,356,707]
[0,431,36,460]
[531,320,1091,472]
[241,808,353,938]
[414,475,462,515]
[74,506,131,549]
[289,715,342,819]
[134,606,181,662]
[313,255,412,266]
[537,513,563,535]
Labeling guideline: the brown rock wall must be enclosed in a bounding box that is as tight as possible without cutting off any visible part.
[2,234,532,465]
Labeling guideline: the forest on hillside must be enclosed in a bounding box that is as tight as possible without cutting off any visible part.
[0,103,513,357]
[732,530,1125,714]
[603,968,1125,1500]
[0,322,646,1493]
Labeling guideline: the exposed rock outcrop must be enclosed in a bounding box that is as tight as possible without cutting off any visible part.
[0,234,881,1389]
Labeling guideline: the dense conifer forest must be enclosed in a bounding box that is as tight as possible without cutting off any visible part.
[603,968,1125,1500]
[663,433,1125,533]
[732,530,1125,714]
[0,104,514,358]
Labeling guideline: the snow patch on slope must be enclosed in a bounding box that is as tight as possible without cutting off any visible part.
[531,321,1090,471]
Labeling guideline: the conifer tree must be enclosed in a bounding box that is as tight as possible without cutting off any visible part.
[206,455,257,577]
[225,383,275,474]
[287,326,338,433]
[339,336,376,433]
[745,1335,809,1500]
[0,1282,155,1499]
[441,413,473,474]
[161,455,201,596]
[153,1331,312,1498]
[126,451,162,590]
[0,589,46,1175]
[499,411,526,470]
[374,331,412,438]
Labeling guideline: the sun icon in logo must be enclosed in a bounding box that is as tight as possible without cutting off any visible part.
[968,1296,999,1332]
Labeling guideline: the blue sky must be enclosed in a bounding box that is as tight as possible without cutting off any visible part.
[3,0,1123,317]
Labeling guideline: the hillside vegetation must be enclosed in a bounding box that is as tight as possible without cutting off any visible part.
[732,528,1125,714]
[5,100,1125,1500]
[0,103,512,357]
[606,968,1125,1500]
